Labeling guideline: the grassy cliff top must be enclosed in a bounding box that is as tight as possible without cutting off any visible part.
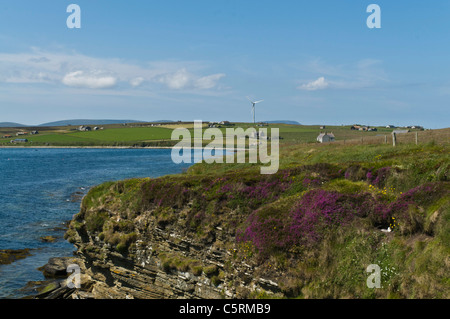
[68,138,449,299]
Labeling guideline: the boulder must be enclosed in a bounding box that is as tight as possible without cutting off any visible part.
[38,257,81,278]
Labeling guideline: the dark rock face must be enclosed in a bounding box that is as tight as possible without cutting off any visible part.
[64,224,272,299]
[61,199,283,299]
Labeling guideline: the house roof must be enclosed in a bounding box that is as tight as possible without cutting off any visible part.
[317,132,335,139]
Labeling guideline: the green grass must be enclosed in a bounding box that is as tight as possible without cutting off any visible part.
[65,127,173,142]
[1,122,426,147]
[0,127,173,146]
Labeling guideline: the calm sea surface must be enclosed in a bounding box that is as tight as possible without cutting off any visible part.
[0,148,191,298]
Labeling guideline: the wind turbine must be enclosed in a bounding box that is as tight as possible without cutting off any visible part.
[247,97,264,124]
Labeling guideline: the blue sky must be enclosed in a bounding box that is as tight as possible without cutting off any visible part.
[0,1,449,128]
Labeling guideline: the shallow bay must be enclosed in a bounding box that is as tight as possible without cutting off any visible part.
[0,148,190,298]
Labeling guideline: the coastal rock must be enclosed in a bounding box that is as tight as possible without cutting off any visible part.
[0,249,32,265]
[38,257,81,278]
[70,190,86,203]
[40,235,57,243]
[34,281,77,299]
[63,198,285,300]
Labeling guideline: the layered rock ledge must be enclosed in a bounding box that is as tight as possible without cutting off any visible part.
[62,176,285,299]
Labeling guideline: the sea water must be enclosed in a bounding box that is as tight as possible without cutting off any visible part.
[0,148,191,298]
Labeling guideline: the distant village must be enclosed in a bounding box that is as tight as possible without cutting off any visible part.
[1,130,39,144]
[76,125,104,132]
[2,125,105,144]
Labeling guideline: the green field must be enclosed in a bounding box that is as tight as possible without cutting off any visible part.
[0,126,175,146]
[0,122,431,147]
[31,127,173,143]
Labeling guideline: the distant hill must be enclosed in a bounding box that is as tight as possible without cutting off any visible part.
[38,119,144,127]
[265,120,301,125]
[0,119,176,128]
[0,122,26,127]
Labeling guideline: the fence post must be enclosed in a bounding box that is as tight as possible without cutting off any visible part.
[392,132,397,147]
[415,131,418,145]
[384,135,387,144]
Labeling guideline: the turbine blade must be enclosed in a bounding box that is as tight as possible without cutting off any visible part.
[254,100,264,104]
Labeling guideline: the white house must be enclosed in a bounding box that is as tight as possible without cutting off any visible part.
[78,126,92,132]
[317,132,335,143]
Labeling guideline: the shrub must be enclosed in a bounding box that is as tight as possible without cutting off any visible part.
[116,242,128,254]
[115,232,137,254]
[237,183,448,255]
[203,265,219,277]
[344,165,368,181]
[211,275,222,286]
[367,166,392,187]
[237,189,377,255]
[191,265,203,276]
[85,211,109,233]
[140,178,192,210]
[287,190,372,246]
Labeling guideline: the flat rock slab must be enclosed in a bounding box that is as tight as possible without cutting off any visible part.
[38,257,81,278]
[40,236,57,243]
[0,249,32,265]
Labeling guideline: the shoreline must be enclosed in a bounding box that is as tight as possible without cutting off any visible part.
[0,145,244,151]
[0,145,173,149]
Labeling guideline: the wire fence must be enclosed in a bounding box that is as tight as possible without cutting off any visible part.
[333,129,450,147]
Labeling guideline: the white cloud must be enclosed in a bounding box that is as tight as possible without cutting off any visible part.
[298,77,329,91]
[130,77,145,87]
[157,69,226,90]
[158,68,191,89]
[195,73,226,89]
[0,49,226,92]
[5,71,53,84]
[62,71,117,89]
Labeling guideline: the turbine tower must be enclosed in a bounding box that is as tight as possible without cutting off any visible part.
[247,97,264,124]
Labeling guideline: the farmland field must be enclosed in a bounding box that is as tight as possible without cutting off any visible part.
[0,122,434,147]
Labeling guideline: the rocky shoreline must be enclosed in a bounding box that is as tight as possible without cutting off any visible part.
[28,256,93,299]
[0,250,83,299]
